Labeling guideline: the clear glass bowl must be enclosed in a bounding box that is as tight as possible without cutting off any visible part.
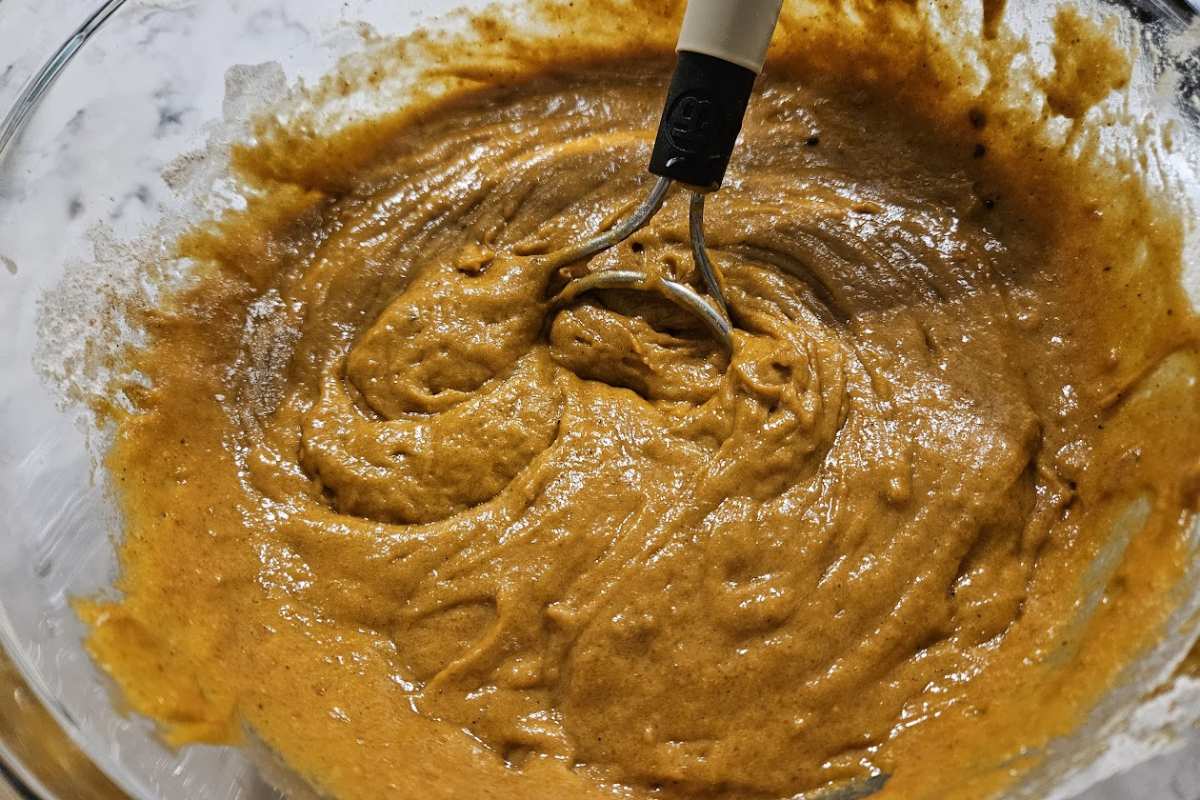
[0,1,1197,799]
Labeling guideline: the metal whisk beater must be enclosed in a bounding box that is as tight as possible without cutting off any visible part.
[548,0,784,352]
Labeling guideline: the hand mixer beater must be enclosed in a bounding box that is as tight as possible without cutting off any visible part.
[549,0,784,352]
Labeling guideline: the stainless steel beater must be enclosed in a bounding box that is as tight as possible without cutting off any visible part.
[549,0,784,352]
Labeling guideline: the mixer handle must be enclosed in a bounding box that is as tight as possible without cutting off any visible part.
[648,0,783,191]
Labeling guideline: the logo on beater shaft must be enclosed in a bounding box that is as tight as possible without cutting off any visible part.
[665,92,716,155]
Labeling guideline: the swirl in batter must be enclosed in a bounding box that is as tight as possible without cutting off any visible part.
[78,7,1200,800]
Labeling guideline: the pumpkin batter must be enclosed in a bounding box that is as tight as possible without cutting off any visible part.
[76,2,1200,799]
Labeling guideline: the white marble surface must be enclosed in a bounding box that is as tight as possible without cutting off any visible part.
[0,1,1198,799]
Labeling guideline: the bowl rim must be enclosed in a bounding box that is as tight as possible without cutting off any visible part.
[0,1,1198,799]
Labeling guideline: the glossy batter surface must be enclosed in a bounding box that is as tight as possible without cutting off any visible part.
[78,8,1200,800]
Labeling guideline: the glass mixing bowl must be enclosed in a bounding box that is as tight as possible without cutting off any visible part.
[0,1,1198,799]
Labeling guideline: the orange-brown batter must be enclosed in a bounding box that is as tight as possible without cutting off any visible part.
[76,2,1200,799]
